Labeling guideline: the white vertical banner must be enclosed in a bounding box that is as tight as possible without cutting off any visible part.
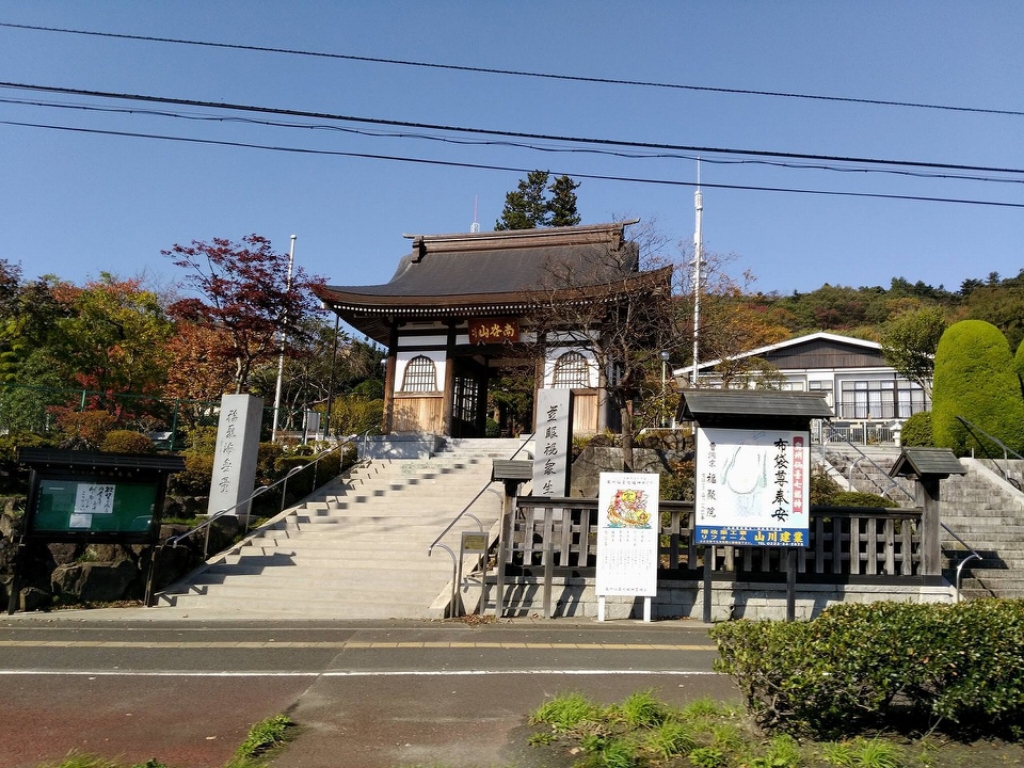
[533,388,573,497]
[595,472,660,597]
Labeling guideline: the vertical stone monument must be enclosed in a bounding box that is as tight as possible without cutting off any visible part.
[532,388,573,497]
[207,394,263,518]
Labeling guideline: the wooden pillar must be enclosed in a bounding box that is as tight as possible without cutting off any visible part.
[916,476,942,577]
[596,359,608,433]
[382,321,399,434]
[442,321,457,436]
[476,356,490,437]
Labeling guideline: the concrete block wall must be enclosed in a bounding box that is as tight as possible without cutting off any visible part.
[488,576,956,622]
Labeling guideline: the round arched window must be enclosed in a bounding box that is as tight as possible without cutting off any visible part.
[401,355,438,392]
[553,351,590,388]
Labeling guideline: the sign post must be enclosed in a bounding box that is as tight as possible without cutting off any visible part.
[677,390,833,623]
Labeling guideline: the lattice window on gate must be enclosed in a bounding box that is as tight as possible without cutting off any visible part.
[401,355,438,392]
[553,351,590,388]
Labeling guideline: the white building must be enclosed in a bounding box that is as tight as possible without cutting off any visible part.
[676,332,930,442]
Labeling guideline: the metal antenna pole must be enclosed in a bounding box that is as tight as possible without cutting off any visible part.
[272,234,296,441]
[692,161,703,386]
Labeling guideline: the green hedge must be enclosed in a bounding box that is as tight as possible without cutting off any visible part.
[932,320,1024,456]
[900,411,933,447]
[711,600,1024,740]
[100,429,155,454]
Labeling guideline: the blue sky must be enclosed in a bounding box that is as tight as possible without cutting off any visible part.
[1,2,1022,297]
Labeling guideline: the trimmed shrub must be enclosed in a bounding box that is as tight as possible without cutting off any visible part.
[55,409,117,446]
[828,491,898,508]
[900,411,932,447]
[809,471,841,506]
[169,451,214,496]
[327,396,383,437]
[1017,336,1024,398]
[660,459,695,501]
[100,430,155,454]
[712,600,1024,740]
[932,320,1024,456]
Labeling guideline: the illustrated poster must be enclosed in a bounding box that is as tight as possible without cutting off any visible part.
[595,472,659,596]
[695,427,809,546]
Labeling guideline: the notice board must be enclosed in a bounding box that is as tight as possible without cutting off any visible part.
[31,478,159,536]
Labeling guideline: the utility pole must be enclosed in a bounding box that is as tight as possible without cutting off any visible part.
[272,234,296,441]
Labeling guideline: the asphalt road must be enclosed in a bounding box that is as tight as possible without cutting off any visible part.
[0,609,739,768]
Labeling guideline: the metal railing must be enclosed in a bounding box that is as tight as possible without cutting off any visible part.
[163,432,364,559]
[820,422,984,597]
[821,423,912,501]
[955,416,1024,490]
[832,398,929,421]
[427,434,534,618]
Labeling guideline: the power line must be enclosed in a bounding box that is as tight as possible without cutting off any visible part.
[2,21,1023,119]
[4,93,1023,187]
[3,81,1024,179]
[6,119,1024,210]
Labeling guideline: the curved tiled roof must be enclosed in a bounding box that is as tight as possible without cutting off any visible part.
[317,221,669,343]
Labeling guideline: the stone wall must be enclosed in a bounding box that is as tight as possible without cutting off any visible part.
[0,500,237,613]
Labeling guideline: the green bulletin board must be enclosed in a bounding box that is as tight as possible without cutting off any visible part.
[32,478,159,535]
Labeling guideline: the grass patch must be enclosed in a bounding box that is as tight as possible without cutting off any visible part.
[530,691,604,734]
[228,714,295,766]
[37,714,296,768]
[526,690,1024,768]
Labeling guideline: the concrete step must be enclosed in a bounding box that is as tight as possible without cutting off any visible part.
[160,597,443,620]
[156,437,509,618]
[962,575,1024,593]
[163,580,446,604]
[160,586,446,614]
[194,566,457,583]
[212,551,463,567]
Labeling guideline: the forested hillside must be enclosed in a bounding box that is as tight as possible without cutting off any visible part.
[736,271,1024,349]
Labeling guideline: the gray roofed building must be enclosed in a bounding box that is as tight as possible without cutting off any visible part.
[317,221,671,439]
[316,221,654,344]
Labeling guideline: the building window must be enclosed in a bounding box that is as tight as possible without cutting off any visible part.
[838,379,929,419]
[401,355,438,392]
[553,351,590,388]
[809,380,834,408]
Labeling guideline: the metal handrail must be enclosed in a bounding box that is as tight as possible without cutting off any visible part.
[955,553,983,603]
[822,423,914,502]
[165,431,365,558]
[820,422,984,597]
[955,416,1024,489]
[427,434,534,617]
[427,433,534,556]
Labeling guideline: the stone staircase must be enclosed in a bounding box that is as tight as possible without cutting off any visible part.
[157,437,529,618]
[823,445,1024,599]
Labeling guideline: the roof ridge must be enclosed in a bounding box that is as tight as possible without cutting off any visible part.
[403,220,639,255]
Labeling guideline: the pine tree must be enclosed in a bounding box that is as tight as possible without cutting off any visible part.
[547,174,581,227]
[494,171,581,230]
[495,171,551,230]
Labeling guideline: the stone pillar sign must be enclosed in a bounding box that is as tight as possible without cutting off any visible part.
[207,394,263,517]
[533,388,573,497]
